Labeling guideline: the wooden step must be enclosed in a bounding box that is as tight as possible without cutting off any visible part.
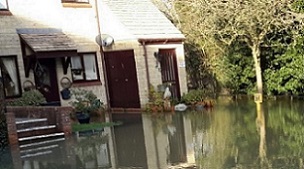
[16,118,47,124]
[20,138,65,149]
[20,150,53,159]
[20,144,59,154]
[16,118,49,129]
[17,125,57,138]
[17,125,56,133]
[18,132,65,142]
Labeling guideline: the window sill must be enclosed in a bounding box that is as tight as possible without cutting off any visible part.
[62,2,92,8]
[72,81,102,87]
[0,10,12,15]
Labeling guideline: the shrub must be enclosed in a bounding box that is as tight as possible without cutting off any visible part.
[145,85,164,113]
[181,89,216,106]
[69,88,104,116]
[7,89,46,106]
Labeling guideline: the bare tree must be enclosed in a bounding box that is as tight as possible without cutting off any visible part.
[176,0,303,97]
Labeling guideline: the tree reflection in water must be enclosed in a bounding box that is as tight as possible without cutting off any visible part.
[4,98,304,168]
[190,98,304,169]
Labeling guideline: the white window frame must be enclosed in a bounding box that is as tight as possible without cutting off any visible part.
[62,0,89,3]
[70,53,99,82]
[0,56,21,98]
[0,0,8,10]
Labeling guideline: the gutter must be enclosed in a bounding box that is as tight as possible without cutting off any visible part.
[95,0,111,111]
[141,41,151,93]
[138,38,185,45]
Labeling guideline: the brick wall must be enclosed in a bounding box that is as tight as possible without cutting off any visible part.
[6,106,73,145]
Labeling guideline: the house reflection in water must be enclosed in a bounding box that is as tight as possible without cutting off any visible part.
[10,113,196,169]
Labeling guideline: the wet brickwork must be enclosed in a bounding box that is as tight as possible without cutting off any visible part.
[0,81,8,149]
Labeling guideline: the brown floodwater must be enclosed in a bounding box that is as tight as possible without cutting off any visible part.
[1,98,304,169]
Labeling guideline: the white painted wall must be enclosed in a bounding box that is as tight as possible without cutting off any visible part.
[0,0,106,106]
[0,0,187,108]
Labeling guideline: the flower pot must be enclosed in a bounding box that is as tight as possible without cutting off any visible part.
[76,113,90,124]
[60,88,71,100]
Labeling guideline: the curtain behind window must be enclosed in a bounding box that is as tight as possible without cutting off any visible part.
[71,56,84,80]
[0,57,20,96]
[83,54,98,80]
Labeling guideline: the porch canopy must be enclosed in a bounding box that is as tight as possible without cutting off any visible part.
[17,28,78,58]
[17,28,78,76]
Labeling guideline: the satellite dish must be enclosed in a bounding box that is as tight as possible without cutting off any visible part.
[95,34,114,47]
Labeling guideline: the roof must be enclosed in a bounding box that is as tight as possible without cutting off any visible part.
[101,0,185,40]
[19,33,77,52]
[17,28,77,52]
[16,28,78,58]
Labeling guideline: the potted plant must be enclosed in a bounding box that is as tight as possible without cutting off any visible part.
[69,88,103,124]
[145,85,164,113]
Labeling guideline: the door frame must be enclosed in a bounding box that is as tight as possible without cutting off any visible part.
[104,50,140,108]
[159,48,181,100]
[34,58,60,105]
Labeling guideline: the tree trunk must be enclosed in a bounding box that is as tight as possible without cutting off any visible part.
[256,103,267,165]
[252,43,263,95]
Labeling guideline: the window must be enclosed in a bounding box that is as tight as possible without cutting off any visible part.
[62,0,89,3]
[0,56,21,98]
[0,0,8,10]
[61,0,91,8]
[71,53,99,82]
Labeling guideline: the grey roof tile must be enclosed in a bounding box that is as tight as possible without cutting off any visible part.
[102,0,184,39]
[19,33,77,52]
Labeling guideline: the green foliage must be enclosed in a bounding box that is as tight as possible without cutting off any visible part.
[69,88,104,115]
[292,0,304,13]
[72,121,122,132]
[145,85,164,112]
[181,89,215,105]
[155,0,304,96]
[264,35,304,95]
[7,89,46,106]
[181,89,205,105]
[220,40,256,94]
[184,42,219,93]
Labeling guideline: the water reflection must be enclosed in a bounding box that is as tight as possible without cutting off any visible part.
[190,98,304,169]
[4,113,195,169]
[4,98,304,168]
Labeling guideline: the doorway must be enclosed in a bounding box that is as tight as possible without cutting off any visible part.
[104,50,140,108]
[159,49,181,99]
[34,58,60,105]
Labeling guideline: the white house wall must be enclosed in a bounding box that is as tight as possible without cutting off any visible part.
[103,41,187,107]
[145,43,188,103]
[0,0,187,108]
[0,0,107,106]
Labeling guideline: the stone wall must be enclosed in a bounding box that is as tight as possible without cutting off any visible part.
[0,0,106,107]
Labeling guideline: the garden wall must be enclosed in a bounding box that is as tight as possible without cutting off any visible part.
[5,106,73,145]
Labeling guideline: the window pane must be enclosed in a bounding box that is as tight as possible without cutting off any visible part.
[0,57,20,97]
[76,0,89,2]
[83,54,98,80]
[0,0,8,10]
[71,56,82,69]
[71,56,84,80]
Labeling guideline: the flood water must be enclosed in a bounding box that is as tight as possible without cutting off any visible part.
[1,98,304,169]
